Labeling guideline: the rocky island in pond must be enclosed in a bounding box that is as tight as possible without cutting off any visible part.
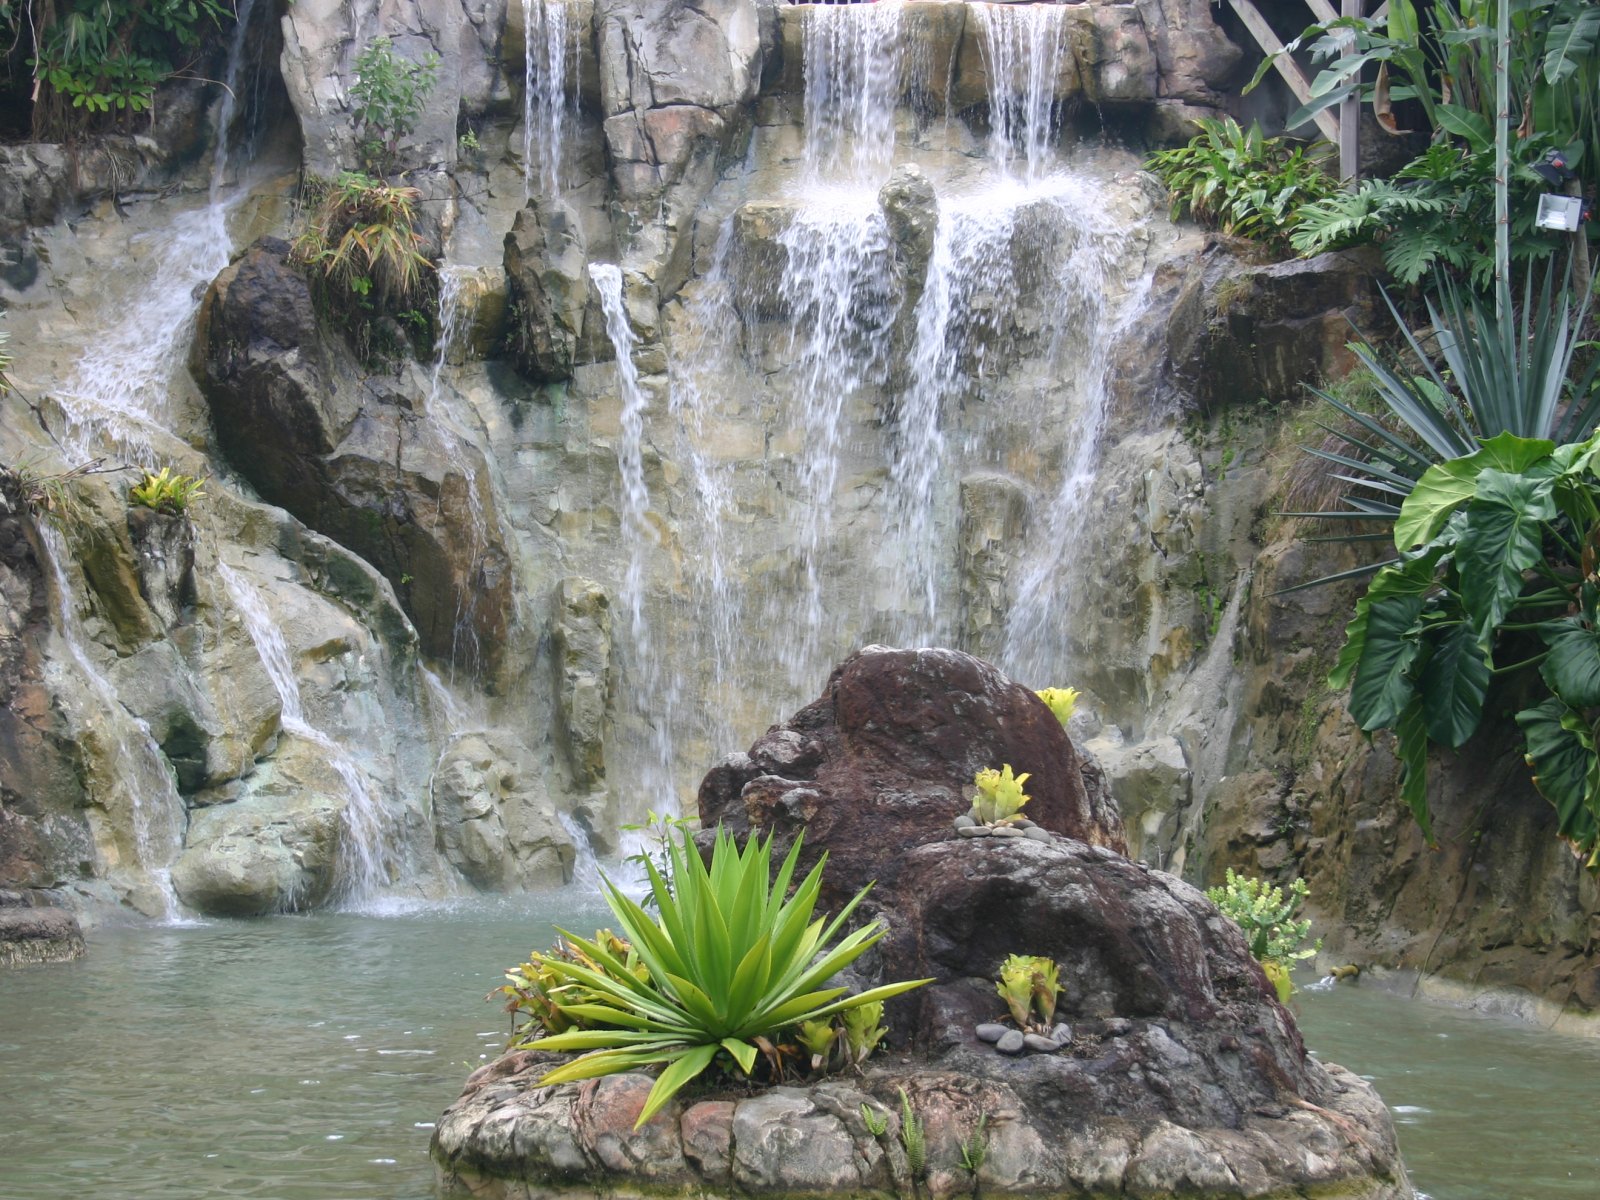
[433,648,1411,1200]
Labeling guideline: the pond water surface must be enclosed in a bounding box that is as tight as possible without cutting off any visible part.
[1,902,1595,1199]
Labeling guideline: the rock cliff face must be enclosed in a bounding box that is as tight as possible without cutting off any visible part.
[0,0,1592,1025]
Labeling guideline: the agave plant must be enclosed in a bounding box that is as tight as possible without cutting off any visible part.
[528,826,928,1127]
[1289,263,1600,588]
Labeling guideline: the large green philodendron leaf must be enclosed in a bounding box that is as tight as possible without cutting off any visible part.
[1538,618,1600,709]
[1456,468,1557,641]
[1417,622,1491,748]
[533,826,930,1128]
[1350,593,1426,731]
[1395,432,1556,551]
[1329,551,1442,694]
[1395,693,1433,843]
[1515,698,1600,855]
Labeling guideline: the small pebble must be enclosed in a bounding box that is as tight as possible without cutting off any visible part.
[957,825,991,838]
[1022,1034,1060,1054]
[1050,1023,1072,1045]
[990,825,1023,838]
[1023,827,1053,842]
[1103,1018,1132,1035]
[974,1023,1008,1044]
[952,814,977,829]
[1013,819,1037,830]
[995,1029,1026,1055]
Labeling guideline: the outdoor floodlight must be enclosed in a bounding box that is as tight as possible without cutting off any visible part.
[1536,193,1584,232]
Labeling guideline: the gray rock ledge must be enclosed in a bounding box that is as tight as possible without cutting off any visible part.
[433,1050,1412,1199]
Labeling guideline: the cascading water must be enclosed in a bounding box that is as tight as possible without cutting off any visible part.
[522,0,573,199]
[590,263,680,811]
[425,266,494,676]
[56,0,259,462]
[772,197,898,687]
[218,564,399,904]
[800,0,903,181]
[37,526,187,920]
[975,1,1068,182]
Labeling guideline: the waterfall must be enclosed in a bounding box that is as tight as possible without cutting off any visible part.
[219,564,399,905]
[770,197,898,687]
[56,0,257,462]
[522,0,573,200]
[975,2,1068,182]
[589,263,680,809]
[664,222,744,757]
[37,527,186,921]
[801,0,903,181]
[425,265,493,677]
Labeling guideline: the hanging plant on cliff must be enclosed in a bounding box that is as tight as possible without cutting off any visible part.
[514,825,929,1128]
[1291,264,1600,867]
[349,35,440,174]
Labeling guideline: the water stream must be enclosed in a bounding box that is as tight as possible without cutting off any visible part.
[36,526,187,920]
[218,564,399,904]
[521,0,573,199]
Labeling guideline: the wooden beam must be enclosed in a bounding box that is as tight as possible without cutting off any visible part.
[1226,0,1343,144]
[1339,0,1361,181]
[1305,0,1338,25]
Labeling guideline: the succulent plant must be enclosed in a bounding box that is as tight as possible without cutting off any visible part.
[996,953,1062,1028]
[841,999,888,1065]
[972,764,1030,825]
[1036,686,1079,725]
[796,1018,838,1071]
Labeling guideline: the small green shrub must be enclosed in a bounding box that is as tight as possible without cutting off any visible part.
[971,764,1030,825]
[1144,118,1340,252]
[496,929,647,1040]
[350,36,440,173]
[524,825,929,1128]
[995,953,1060,1028]
[897,1088,926,1179]
[128,467,204,515]
[860,1101,888,1138]
[1035,686,1078,725]
[291,172,434,362]
[1205,869,1320,1002]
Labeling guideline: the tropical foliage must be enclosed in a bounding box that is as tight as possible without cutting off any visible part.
[1245,0,1597,284]
[970,764,1031,825]
[1144,118,1341,251]
[349,36,440,173]
[2,0,234,137]
[518,825,928,1128]
[291,171,434,362]
[1206,870,1320,1003]
[1293,265,1600,865]
[128,467,204,514]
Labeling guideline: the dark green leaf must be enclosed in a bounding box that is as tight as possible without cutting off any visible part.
[1456,469,1557,640]
[1395,693,1434,843]
[1350,594,1425,731]
[1516,699,1600,850]
[1538,618,1600,709]
[1418,623,1490,747]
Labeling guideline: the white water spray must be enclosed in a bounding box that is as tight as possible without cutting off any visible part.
[975,1,1068,182]
[801,1,904,181]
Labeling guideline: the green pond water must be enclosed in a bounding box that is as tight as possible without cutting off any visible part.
[1,901,1596,1200]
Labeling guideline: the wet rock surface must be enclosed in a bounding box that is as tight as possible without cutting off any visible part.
[0,892,85,966]
[194,237,514,681]
[699,645,1126,906]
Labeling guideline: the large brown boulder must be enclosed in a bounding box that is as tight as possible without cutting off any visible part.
[192,238,514,683]
[698,645,1125,904]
